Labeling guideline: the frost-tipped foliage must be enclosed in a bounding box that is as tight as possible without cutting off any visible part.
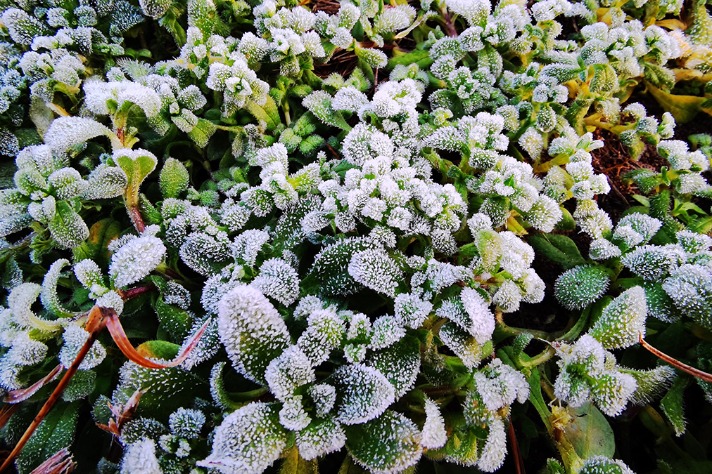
[589,287,648,349]
[555,265,610,310]
[218,285,290,384]
[2,1,711,472]
[199,403,287,473]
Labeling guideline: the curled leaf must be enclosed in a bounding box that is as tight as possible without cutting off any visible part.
[4,365,63,404]
[105,311,209,369]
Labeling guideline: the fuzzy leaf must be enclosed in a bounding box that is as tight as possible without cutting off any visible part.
[588,286,647,349]
[528,234,587,269]
[159,158,190,199]
[114,149,158,208]
[333,364,395,425]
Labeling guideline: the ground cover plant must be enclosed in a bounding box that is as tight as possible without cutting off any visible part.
[0,0,712,472]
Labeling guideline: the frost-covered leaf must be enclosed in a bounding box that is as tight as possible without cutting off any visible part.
[588,287,647,349]
[109,231,166,288]
[367,336,420,399]
[296,417,346,461]
[16,402,79,473]
[217,285,291,384]
[159,158,190,199]
[333,364,395,425]
[49,200,89,249]
[199,403,288,473]
[345,410,422,474]
[348,249,403,298]
[555,265,610,310]
[44,117,120,152]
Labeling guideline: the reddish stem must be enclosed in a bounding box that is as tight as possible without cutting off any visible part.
[117,284,156,301]
[639,334,712,383]
[128,206,145,234]
[508,420,525,474]
[442,11,458,38]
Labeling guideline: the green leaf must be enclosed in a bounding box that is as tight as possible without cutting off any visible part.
[528,234,587,269]
[114,149,158,208]
[188,118,218,148]
[367,336,420,398]
[114,362,208,419]
[345,411,422,473]
[155,297,193,341]
[200,402,288,473]
[644,63,676,90]
[246,96,283,131]
[280,446,319,474]
[187,0,228,36]
[159,157,190,198]
[49,200,89,249]
[661,376,689,436]
[305,238,372,296]
[388,49,433,69]
[16,402,80,473]
[558,403,616,463]
[218,285,291,384]
[589,64,617,94]
[136,340,180,360]
[73,218,122,267]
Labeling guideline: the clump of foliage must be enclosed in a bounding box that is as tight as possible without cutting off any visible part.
[1,0,711,472]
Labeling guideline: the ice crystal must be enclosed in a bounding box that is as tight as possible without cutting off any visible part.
[477,417,507,472]
[421,399,447,449]
[555,265,610,310]
[252,258,300,306]
[348,248,403,297]
[264,346,315,401]
[296,417,347,460]
[121,439,161,474]
[169,408,205,440]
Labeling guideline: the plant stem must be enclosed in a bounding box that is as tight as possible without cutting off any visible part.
[639,334,712,382]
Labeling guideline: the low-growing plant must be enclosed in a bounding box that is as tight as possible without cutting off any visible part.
[0,0,711,473]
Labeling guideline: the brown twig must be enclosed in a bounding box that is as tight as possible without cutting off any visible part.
[639,334,712,383]
[4,365,63,404]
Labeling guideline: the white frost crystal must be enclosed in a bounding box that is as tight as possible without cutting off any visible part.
[348,249,403,297]
[333,364,395,425]
[460,287,495,344]
[421,398,447,449]
[59,324,107,370]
